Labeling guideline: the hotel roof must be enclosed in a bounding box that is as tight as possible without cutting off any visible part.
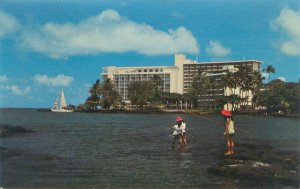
[187,60,263,65]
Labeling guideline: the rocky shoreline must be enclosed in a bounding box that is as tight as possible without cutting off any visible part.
[207,142,300,187]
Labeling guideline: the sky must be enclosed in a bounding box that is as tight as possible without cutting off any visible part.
[0,0,299,108]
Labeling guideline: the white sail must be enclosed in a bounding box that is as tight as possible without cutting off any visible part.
[53,98,59,109]
[60,89,67,109]
[51,89,73,112]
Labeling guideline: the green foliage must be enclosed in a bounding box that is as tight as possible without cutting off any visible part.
[85,79,121,110]
[187,66,264,111]
[161,92,183,108]
[256,79,300,114]
[99,79,122,109]
[188,70,211,108]
[262,65,276,82]
[128,81,155,108]
[85,79,101,110]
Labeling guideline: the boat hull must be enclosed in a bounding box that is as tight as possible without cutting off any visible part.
[51,109,74,113]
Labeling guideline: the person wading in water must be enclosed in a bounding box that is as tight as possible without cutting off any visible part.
[171,116,187,148]
[221,110,235,155]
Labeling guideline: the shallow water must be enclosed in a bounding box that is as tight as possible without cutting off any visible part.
[0,109,299,188]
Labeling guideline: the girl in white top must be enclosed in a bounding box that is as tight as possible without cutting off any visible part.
[172,116,187,146]
[221,110,235,155]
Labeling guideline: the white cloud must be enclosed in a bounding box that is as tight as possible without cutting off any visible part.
[20,9,199,59]
[0,75,8,82]
[205,40,231,57]
[10,85,31,96]
[0,85,31,96]
[278,77,286,82]
[33,74,73,87]
[271,7,300,56]
[0,10,20,38]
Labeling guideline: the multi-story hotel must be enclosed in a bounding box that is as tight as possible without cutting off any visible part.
[102,54,263,108]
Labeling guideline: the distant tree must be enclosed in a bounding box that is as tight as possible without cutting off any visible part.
[263,65,275,83]
[151,74,163,90]
[188,70,210,108]
[286,82,300,113]
[85,79,101,110]
[160,92,182,109]
[128,81,154,109]
[251,71,264,109]
[99,78,122,109]
[222,70,236,95]
[149,75,164,104]
[256,79,299,114]
[221,70,241,111]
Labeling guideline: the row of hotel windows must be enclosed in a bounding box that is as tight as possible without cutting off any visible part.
[135,68,164,73]
[113,74,170,81]
[116,83,171,88]
[183,63,255,70]
[117,85,171,98]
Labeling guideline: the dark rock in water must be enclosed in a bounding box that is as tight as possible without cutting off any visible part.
[0,124,34,137]
[207,142,300,187]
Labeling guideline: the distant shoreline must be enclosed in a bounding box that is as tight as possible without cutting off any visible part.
[29,108,300,117]
[0,108,298,118]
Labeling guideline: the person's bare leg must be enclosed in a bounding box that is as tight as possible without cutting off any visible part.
[225,137,231,155]
[230,138,234,154]
[179,135,183,146]
[182,134,187,145]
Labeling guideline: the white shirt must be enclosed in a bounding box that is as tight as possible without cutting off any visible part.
[172,122,186,136]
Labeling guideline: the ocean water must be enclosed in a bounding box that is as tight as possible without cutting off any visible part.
[0,109,299,188]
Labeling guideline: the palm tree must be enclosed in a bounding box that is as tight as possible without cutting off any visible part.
[250,71,263,109]
[221,68,243,111]
[263,65,275,83]
[237,66,254,108]
[222,71,235,95]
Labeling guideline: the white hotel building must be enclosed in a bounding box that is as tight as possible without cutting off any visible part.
[102,54,262,108]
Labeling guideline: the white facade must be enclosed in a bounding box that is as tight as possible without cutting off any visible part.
[102,65,180,102]
[174,54,195,94]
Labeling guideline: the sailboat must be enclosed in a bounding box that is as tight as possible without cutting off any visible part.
[51,89,73,112]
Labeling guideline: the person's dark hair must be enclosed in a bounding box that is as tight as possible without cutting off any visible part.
[224,116,233,121]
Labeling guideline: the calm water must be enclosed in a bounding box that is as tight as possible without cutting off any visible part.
[0,109,299,188]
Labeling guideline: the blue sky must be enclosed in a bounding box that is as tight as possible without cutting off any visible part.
[0,0,299,108]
